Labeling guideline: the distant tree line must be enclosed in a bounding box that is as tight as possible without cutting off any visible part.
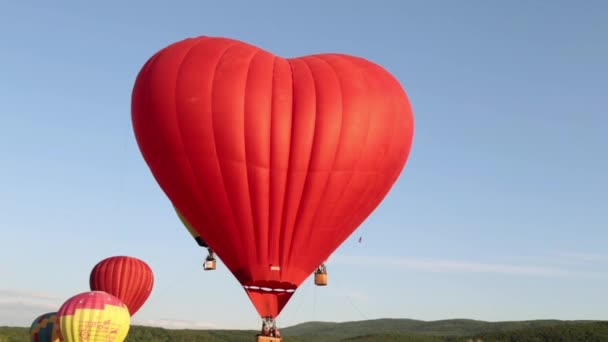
[1,321,607,341]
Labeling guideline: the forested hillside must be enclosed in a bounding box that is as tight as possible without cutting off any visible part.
[2,319,606,341]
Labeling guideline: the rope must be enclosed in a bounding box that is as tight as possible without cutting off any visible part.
[142,263,201,309]
[330,276,369,321]
[312,282,317,320]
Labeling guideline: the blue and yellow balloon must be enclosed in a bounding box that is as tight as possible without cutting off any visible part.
[30,312,59,342]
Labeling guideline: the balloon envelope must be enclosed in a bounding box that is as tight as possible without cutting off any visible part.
[89,256,154,316]
[131,36,414,318]
[57,291,130,342]
[176,207,208,248]
[30,312,59,342]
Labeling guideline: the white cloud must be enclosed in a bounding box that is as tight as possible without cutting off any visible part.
[132,318,219,330]
[0,288,63,324]
[0,290,63,327]
[0,299,58,311]
[0,289,62,301]
[482,251,608,267]
[332,255,607,278]
[553,251,608,263]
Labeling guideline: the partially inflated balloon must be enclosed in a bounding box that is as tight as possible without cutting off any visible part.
[30,312,59,342]
[132,36,414,318]
[57,291,130,342]
[89,256,154,316]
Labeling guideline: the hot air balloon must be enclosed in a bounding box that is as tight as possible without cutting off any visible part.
[57,291,130,342]
[131,36,414,338]
[175,207,218,270]
[30,312,59,342]
[89,256,154,316]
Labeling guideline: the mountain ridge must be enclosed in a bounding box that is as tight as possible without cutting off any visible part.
[281,317,594,336]
[2,318,605,341]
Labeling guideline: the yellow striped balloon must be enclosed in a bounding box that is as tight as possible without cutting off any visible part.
[57,291,130,342]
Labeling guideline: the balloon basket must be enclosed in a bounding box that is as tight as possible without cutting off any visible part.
[204,259,216,270]
[256,335,282,342]
[314,272,327,286]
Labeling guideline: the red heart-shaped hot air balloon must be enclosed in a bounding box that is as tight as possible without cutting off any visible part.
[131,36,414,318]
[89,256,154,316]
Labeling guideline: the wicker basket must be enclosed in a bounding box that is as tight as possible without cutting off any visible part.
[256,335,282,342]
[314,272,328,286]
[204,259,216,270]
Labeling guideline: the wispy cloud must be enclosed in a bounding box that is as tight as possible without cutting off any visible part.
[484,250,608,267]
[332,255,607,279]
[0,299,58,311]
[0,288,63,316]
[553,251,608,263]
[132,318,219,330]
[0,289,62,301]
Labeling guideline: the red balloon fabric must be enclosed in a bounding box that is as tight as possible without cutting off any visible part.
[131,36,414,318]
[89,256,154,316]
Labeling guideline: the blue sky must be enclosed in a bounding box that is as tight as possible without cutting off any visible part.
[1,0,607,330]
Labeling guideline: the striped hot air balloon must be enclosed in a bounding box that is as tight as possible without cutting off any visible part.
[89,256,154,316]
[30,312,59,342]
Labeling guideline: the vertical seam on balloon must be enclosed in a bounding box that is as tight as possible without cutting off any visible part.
[307,55,360,226]
[117,258,124,313]
[282,57,318,272]
[339,59,383,243]
[297,56,345,263]
[244,49,265,265]
[137,261,149,315]
[279,59,297,276]
[172,38,218,236]
[208,42,247,267]
[134,260,149,315]
[104,262,112,310]
[129,259,139,314]
[173,41,238,266]
[365,71,408,218]
[89,293,95,339]
[131,261,144,315]
[110,260,120,312]
[137,260,149,314]
[127,259,135,314]
[129,259,138,314]
[171,38,233,261]
[344,61,399,241]
[161,37,216,248]
[267,56,276,267]
[315,55,376,248]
